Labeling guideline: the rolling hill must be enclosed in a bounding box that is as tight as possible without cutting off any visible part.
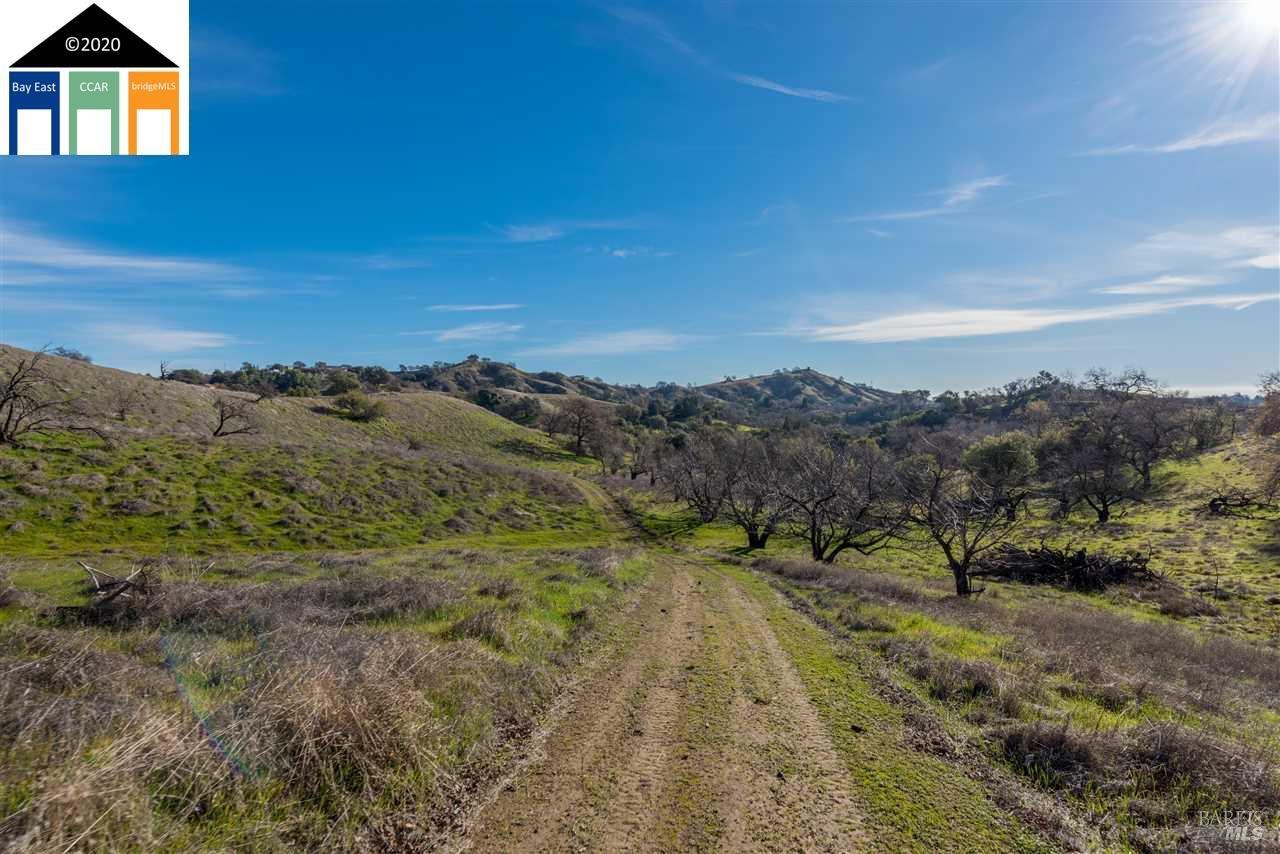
[0,346,602,555]
[397,356,904,421]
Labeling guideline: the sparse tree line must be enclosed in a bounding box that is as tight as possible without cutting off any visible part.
[562,368,1275,596]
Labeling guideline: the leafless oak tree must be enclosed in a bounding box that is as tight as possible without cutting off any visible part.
[211,397,258,438]
[0,349,99,445]
[897,447,1022,595]
[721,434,788,549]
[779,434,903,563]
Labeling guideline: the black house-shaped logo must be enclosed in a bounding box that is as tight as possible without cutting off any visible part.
[10,3,176,68]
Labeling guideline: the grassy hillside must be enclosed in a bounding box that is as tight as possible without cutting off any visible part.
[0,347,602,556]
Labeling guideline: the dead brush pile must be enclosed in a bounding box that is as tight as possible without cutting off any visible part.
[970,544,1159,592]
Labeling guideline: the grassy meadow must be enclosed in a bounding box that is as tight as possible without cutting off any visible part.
[1,348,1278,851]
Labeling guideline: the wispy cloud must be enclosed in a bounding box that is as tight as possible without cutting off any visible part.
[428,303,524,312]
[1082,113,1279,156]
[866,228,893,239]
[1094,274,1230,295]
[521,329,688,356]
[790,293,1277,343]
[401,322,523,342]
[842,175,1009,222]
[606,6,851,103]
[937,175,1009,207]
[721,72,850,104]
[88,324,234,352]
[1,219,244,280]
[499,224,566,243]
[1128,224,1279,269]
[495,220,635,243]
[597,245,671,259]
[1232,254,1280,270]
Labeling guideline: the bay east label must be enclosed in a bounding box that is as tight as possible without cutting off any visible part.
[7,71,58,155]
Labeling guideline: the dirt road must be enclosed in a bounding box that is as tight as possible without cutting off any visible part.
[460,559,869,853]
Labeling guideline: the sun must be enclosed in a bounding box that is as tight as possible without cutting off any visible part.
[1237,0,1280,34]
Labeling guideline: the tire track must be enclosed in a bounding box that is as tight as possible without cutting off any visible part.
[461,557,869,853]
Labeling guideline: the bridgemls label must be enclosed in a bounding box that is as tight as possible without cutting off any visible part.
[2,1,189,155]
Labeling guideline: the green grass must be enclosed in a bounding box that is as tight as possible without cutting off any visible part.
[0,546,653,851]
[0,432,603,556]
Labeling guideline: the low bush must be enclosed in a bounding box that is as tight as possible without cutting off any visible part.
[333,391,387,422]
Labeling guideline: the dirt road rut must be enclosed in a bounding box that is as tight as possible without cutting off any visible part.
[461,560,868,853]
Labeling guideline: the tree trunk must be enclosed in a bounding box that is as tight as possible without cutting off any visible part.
[1141,461,1152,490]
[1096,504,1110,524]
[746,528,765,550]
[951,563,972,596]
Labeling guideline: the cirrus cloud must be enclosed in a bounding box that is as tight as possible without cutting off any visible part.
[88,324,234,352]
[791,293,1277,343]
[520,329,688,357]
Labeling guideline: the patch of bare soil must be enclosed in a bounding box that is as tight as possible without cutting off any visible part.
[456,559,868,853]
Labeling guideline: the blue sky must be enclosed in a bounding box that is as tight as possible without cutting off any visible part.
[2,0,1277,394]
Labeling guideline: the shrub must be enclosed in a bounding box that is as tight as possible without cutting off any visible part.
[324,370,361,396]
[997,721,1103,792]
[446,606,511,649]
[333,391,387,422]
[1124,723,1280,810]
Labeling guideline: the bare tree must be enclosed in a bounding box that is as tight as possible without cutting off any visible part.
[158,361,171,381]
[107,383,146,422]
[779,433,903,563]
[1186,402,1235,451]
[543,397,603,456]
[720,433,789,549]
[1,350,66,444]
[1058,410,1139,524]
[663,430,732,522]
[211,397,258,438]
[627,432,662,484]
[0,349,100,445]
[585,421,628,475]
[1121,392,1188,489]
[897,446,1022,595]
[1256,371,1280,436]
